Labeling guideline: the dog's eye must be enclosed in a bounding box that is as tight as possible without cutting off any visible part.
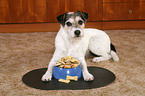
[66,22,72,27]
[78,20,83,25]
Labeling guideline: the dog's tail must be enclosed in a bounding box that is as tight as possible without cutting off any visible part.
[110,43,119,62]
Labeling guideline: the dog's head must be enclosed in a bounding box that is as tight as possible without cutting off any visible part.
[57,11,88,38]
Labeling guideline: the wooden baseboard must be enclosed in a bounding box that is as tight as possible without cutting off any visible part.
[102,21,145,30]
[0,23,60,33]
[0,22,101,33]
[0,21,145,33]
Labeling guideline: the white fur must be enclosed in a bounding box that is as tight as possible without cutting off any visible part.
[110,50,119,61]
[41,26,119,81]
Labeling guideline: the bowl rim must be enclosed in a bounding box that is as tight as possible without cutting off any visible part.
[54,64,81,70]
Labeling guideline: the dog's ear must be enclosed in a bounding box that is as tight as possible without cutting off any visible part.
[77,11,89,22]
[57,12,67,26]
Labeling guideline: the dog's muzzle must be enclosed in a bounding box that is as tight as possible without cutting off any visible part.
[74,30,81,37]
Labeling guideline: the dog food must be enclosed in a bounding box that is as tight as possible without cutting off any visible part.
[66,75,78,81]
[55,56,80,68]
[58,75,78,83]
[58,79,70,83]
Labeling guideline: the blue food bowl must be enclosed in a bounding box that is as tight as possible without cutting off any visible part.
[53,65,82,80]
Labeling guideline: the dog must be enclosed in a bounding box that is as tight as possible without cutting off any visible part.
[41,11,119,82]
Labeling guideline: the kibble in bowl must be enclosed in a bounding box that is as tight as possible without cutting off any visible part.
[55,56,80,68]
[53,56,82,80]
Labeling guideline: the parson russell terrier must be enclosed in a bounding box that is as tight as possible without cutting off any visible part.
[41,11,119,82]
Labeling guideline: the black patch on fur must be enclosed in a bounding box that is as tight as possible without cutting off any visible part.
[77,11,89,22]
[56,11,89,26]
[111,43,116,52]
[57,12,68,26]
[89,51,101,57]
[57,12,76,26]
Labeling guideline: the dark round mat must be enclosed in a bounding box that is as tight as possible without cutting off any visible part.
[22,66,115,90]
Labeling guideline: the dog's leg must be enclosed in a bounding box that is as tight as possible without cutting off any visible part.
[92,53,111,63]
[79,57,94,81]
[89,36,112,62]
[41,49,65,81]
[90,43,119,62]
[41,60,55,82]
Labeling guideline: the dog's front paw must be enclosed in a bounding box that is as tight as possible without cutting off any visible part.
[41,72,52,82]
[83,72,94,81]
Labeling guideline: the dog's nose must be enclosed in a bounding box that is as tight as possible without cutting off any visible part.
[74,30,81,36]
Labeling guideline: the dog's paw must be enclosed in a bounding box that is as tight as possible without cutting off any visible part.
[41,73,52,82]
[92,57,104,63]
[83,72,94,81]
